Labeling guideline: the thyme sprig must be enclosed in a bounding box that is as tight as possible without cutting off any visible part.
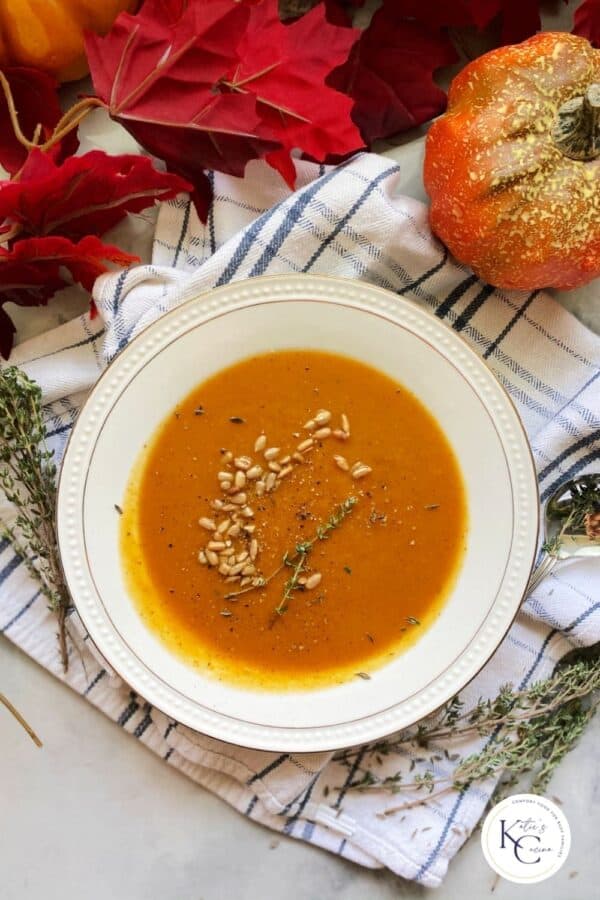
[0,367,70,670]
[333,650,600,810]
[224,496,358,612]
[542,474,600,556]
[277,549,310,616]
[275,496,358,616]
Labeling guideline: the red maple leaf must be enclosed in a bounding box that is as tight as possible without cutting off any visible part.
[328,3,457,145]
[573,0,600,47]
[0,236,138,358]
[0,67,78,176]
[228,1,363,186]
[0,261,67,358]
[0,149,190,241]
[379,0,499,30]
[494,0,542,44]
[278,1,357,24]
[386,0,542,44]
[85,0,363,214]
[85,0,277,219]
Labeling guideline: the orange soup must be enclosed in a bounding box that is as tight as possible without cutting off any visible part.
[121,350,467,689]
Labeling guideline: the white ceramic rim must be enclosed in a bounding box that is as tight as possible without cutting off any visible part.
[57,274,539,751]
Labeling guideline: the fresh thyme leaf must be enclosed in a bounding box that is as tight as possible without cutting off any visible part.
[273,496,357,617]
[276,552,307,617]
[544,476,600,557]
[542,538,560,554]
[333,648,600,808]
[225,496,358,609]
[0,367,70,670]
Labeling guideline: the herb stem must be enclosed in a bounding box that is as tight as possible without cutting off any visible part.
[0,368,71,671]
[224,496,358,604]
[0,692,42,747]
[542,475,600,556]
[275,552,307,617]
[0,71,101,162]
[331,651,600,808]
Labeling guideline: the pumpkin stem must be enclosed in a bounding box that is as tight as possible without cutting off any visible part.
[553,83,600,161]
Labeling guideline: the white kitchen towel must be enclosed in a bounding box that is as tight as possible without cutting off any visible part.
[2,153,599,888]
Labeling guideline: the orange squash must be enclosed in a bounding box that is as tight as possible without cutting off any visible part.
[424,33,600,291]
[0,0,136,82]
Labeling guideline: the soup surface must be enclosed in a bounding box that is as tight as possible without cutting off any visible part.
[121,350,467,689]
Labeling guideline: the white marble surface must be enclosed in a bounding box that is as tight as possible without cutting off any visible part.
[2,635,599,900]
[2,4,600,897]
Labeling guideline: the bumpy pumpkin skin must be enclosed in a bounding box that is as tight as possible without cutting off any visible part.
[0,0,136,82]
[424,33,600,291]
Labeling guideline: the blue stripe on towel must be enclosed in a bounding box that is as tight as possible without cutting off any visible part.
[416,598,591,881]
[0,553,21,586]
[484,292,539,359]
[83,669,106,696]
[435,274,478,319]
[247,753,290,785]
[452,284,496,332]
[302,167,400,272]
[541,447,600,502]
[1,589,40,633]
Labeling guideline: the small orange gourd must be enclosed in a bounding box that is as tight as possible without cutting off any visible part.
[424,33,600,291]
[0,0,137,82]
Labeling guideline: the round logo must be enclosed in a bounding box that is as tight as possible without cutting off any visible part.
[481,794,570,884]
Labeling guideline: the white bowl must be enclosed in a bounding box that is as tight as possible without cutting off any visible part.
[57,274,538,751]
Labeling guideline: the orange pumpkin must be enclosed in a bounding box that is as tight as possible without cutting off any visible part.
[424,33,600,291]
[0,0,137,82]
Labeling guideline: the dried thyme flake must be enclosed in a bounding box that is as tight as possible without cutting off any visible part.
[114,504,123,515]
[407,616,421,626]
[229,416,246,424]
[355,672,371,680]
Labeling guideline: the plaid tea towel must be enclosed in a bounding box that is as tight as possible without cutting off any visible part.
[2,153,599,888]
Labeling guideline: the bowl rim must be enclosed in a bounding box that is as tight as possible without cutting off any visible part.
[57,273,539,751]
